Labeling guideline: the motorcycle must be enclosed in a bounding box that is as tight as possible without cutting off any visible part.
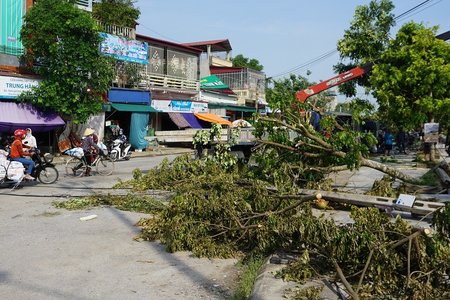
[108,134,131,161]
[30,148,59,184]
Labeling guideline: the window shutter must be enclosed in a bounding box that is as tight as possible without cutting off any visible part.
[76,0,92,12]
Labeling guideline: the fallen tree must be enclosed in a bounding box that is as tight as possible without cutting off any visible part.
[110,155,450,299]
[253,114,422,185]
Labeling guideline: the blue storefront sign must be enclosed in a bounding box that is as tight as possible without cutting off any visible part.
[170,100,192,112]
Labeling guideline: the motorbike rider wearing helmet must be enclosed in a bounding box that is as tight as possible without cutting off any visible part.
[10,129,35,180]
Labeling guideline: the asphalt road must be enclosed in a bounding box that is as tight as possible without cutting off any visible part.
[0,155,239,300]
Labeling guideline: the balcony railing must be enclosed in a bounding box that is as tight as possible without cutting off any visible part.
[214,69,266,93]
[96,21,136,39]
[112,64,199,91]
[138,72,199,91]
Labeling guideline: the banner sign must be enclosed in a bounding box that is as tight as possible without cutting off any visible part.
[170,100,192,112]
[151,99,208,113]
[0,76,40,99]
[200,75,229,89]
[423,122,439,143]
[99,32,148,64]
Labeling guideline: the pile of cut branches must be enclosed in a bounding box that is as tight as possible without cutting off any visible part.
[114,155,450,299]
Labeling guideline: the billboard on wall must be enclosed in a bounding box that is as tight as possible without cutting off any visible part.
[99,32,148,64]
[151,99,208,113]
[0,76,41,99]
[423,122,439,143]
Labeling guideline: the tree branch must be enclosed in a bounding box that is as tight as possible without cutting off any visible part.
[333,260,360,300]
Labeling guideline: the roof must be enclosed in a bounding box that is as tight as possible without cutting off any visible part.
[436,30,450,41]
[182,39,232,52]
[210,66,245,74]
[208,103,256,112]
[136,34,202,54]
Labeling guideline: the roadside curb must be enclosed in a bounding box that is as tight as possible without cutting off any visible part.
[52,147,195,165]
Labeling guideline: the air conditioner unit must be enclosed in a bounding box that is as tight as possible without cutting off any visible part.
[76,0,93,12]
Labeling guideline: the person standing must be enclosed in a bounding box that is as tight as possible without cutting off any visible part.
[396,128,407,154]
[446,127,450,156]
[384,129,394,156]
[10,129,35,180]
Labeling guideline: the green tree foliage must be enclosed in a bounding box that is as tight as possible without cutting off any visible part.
[232,54,264,71]
[111,155,450,299]
[257,75,425,184]
[334,0,395,97]
[262,75,375,177]
[266,74,335,112]
[347,98,376,126]
[93,0,140,28]
[371,22,450,129]
[19,0,114,123]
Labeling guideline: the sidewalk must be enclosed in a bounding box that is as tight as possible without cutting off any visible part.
[52,146,195,165]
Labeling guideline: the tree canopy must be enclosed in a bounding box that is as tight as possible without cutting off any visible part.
[19,0,114,124]
[371,22,450,129]
[92,0,140,28]
[334,0,395,97]
[232,54,264,71]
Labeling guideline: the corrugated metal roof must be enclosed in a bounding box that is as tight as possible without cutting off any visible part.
[182,39,232,52]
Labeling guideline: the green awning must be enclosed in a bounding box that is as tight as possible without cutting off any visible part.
[110,103,159,112]
[209,103,256,112]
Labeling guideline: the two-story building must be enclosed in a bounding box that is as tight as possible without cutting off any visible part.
[0,0,66,152]
[183,39,266,121]
[1,0,265,151]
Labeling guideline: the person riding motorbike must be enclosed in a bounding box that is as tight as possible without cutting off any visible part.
[22,128,37,156]
[10,129,35,180]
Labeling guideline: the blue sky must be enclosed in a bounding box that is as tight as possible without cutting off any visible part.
[134,0,449,98]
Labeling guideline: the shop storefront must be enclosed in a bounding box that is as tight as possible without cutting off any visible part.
[0,75,65,153]
[106,88,158,150]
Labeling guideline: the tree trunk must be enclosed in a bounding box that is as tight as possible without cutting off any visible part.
[360,158,421,184]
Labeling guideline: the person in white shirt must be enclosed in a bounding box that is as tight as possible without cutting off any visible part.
[22,128,37,155]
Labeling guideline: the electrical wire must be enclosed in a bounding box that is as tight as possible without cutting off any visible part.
[269,0,440,79]
[394,0,433,20]
[135,0,440,80]
[269,49,337,79]
[395,0,442,23]
[137,23,183,44]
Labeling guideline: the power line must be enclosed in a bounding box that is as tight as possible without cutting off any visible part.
[395,0,442,23]
[268,0,440,79]
[270,49,337,78]
[395,0,432,20]
[137,23,182,44]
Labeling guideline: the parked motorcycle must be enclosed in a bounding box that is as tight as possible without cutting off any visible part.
[108,135,131,161]
[30,148,59,184]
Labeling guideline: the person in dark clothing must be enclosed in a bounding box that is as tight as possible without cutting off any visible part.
[396,128,407,154]
[73,128,101,176]
[446,127,450,156]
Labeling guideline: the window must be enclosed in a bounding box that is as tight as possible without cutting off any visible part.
[167,50,198,80]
